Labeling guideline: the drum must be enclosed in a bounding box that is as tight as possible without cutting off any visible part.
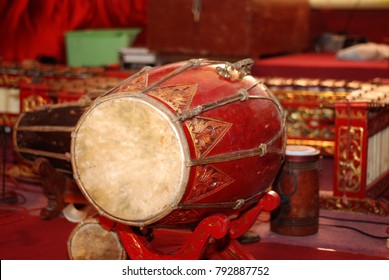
[13,100,90,175]
[270,145,321,236]
[71,59,286,228]
[67,217,127,260]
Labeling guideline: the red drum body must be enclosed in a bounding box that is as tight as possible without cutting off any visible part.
[71,59,286,228]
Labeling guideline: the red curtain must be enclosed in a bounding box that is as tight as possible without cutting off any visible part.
[0,0,148,63]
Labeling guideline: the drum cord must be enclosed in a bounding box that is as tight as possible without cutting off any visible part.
[319,215,389,240]
[320,224,388,240]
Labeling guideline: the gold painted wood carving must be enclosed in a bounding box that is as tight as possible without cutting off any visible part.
[23,95,50,112]
[158,209,201,225]
[185,117,232,158]
[337,126,363,193]
[148,84,198,114]
[336,107,368,120]
[113,74,148,93]
[187,165,235,202]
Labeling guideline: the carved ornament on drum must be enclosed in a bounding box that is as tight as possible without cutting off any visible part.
[148,84,197,114]
[188,165,235,202]
[186,117,232,158]
[157,209,202,225]
[112,73,148,93]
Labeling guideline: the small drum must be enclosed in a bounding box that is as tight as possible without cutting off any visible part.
[271,145,321,236]
[67,217,127,260]
[71,59,286,228]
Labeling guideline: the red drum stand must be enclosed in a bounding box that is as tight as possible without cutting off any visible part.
[99,191,280,260]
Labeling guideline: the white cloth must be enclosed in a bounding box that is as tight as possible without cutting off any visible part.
[336,43,389,61]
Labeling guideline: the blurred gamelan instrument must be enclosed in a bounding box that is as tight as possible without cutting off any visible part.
[334,84,389,200]
[258,76,379,156]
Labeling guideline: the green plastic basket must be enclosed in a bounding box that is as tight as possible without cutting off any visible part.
[65,28,140,67]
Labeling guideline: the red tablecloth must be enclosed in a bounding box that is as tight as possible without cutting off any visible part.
[252,52,389,81]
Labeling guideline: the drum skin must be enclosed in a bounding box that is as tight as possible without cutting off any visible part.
[67,217,127,260]
[71,60,286,228]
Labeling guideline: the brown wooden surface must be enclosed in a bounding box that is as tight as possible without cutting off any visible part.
[147,0,310,58]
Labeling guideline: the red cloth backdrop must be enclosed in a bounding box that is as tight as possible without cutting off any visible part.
[0,0,148,63]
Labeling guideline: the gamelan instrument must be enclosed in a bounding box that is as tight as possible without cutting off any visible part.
[271,145,321,236]
[334,84,389,199]
[15,58,286,259]
[13,97,93,219]
[257,76,376,156]
[71,58,286,228]
[13,101,89,175]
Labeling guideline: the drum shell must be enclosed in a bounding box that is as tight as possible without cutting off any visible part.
[13,102,88,174]
[155,63,284,218]
[271,149,320,236]
[71,60,286,228]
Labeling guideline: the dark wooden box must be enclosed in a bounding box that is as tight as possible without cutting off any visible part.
[147,0,310,59]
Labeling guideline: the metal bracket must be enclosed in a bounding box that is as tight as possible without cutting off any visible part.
[216,58,254,80]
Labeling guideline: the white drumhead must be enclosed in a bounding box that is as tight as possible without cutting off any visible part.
[67,218,127,260]
[71,95,189,226]
[285,145,319,156]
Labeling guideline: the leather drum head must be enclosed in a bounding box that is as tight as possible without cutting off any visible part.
[71,95,189,227]
[67,218,127,260]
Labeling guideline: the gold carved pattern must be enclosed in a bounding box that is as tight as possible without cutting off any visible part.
[0,74,32,87]
[186,165,235,202]
[0,113,19,126]
[286,107,335,140]
[336,107,368,119]
[337,126,363,193]
[185,117,232,158]
[273,90,347,107]
[320,196,388,216]
[114,74,148,93]
[23,95,50,112]
[148,84,197,114]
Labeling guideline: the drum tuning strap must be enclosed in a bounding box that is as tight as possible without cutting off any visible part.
[233,199,245,210]
[143,59,203,93]
[177,89,250,121]
[187,111,285,166]
[188,142,282,166]
[99,65,152,98]
[178,186,272,210]
[94,59,204,103]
